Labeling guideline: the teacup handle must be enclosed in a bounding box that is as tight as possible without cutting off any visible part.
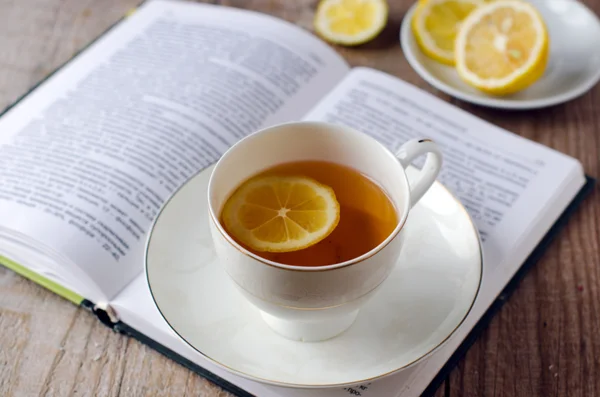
[395,139,443,208]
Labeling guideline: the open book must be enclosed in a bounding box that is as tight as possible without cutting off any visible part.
[0,0,593,396]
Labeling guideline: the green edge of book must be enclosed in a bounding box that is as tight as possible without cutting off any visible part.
[0,255,83,305]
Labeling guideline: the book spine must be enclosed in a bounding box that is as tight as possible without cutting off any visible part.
[85,301,121,328]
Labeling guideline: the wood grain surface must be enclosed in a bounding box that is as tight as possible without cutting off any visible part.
[0,0,598,396]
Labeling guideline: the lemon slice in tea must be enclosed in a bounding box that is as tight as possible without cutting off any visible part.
[221,175,340,253]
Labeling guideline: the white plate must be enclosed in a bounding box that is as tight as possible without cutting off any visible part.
[400,0,600,109]
[145,165,483,388]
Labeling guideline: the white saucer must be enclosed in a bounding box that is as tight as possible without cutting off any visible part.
[400,0,600,109]
[145,165,483,388]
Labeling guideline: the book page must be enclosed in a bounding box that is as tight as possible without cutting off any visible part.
[0,0,348,302]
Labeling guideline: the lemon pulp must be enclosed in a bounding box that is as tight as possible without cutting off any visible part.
[221,175,340,253]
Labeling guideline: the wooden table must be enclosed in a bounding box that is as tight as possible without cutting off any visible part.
[0,0,598,396]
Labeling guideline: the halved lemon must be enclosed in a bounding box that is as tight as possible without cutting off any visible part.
[412,0,485,65]
[221,175,340,253]
[314,0,388,46]
[455,0,549,95]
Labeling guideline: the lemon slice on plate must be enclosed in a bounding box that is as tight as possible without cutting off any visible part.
[314,0,388,46]
[455,0,549,95]
[221,175,340,253]
[411,0,485,65]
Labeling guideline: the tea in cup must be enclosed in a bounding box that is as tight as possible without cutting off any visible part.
[207,121,442,342]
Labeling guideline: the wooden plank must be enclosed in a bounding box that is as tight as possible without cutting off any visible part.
[0,0,599,396]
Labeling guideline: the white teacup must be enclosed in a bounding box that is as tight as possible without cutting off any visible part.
[207,121,442,342]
